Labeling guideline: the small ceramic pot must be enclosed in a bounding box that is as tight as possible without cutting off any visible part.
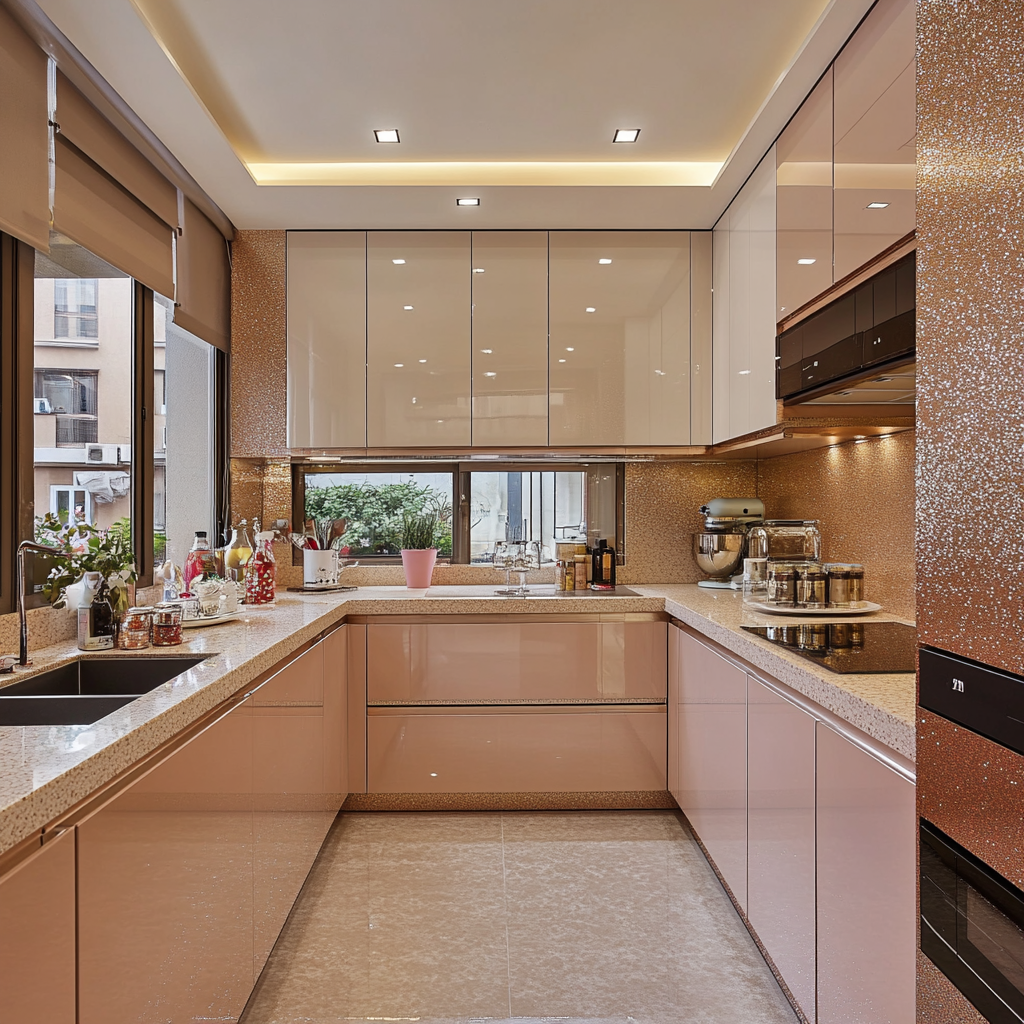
[401,548,437,589]
[303,548,340,588]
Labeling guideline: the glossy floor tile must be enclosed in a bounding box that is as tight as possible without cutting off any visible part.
[241,810,797,1024]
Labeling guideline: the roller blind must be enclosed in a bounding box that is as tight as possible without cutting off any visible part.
[0,5,49,250]
[55,71,178,230]
[174,197,230,351]
[53,134,174,297]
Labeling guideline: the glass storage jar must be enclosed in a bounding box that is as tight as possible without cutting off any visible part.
[152,605,183,647]
[117,607,153,650]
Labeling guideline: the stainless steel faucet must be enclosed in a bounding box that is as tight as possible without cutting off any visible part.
[18,540,55,667]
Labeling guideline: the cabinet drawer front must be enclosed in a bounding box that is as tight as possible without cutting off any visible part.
[254,642,324,706]
[367,707,667,793]
[367,621,666,703]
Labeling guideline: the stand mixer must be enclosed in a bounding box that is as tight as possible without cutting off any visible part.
[693,497,765,589]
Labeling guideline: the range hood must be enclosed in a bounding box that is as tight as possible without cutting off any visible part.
[777,252,915,404]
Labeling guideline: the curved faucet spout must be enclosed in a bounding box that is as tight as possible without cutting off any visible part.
[18,541,56,667]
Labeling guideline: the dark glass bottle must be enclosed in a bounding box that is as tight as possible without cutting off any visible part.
[591,538,616,589]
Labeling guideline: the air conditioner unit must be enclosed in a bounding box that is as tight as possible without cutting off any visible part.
[86,444,105,463]
[86,444,127,464]
[33,398,52,414]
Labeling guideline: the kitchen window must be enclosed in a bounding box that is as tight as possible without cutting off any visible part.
[295,463,624,564]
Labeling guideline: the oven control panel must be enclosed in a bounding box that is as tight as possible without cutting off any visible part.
[920,646,1024,757]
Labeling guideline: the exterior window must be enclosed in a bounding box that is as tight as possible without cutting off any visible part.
[34,242,131,530]
[302,472,454,557]
[54,278,98,339]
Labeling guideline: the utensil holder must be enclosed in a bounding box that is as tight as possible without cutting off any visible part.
[303,548,340,587]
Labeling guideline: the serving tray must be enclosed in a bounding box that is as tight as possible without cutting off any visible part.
[181,612,241,629]
[746,601,882,617]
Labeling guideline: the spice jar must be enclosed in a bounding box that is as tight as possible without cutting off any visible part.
[796,565,827,609]
[117,607,153,650]
[767,564,796,606]
[573,554,588,591]
[245,529,277,605]
[825,565,852,607]
[152,604,183,647]
[848,564,865,605]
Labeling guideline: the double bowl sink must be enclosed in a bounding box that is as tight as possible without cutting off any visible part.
[0,657,206,726]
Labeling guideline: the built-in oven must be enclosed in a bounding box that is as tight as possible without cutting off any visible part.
[921,821,1024,1023]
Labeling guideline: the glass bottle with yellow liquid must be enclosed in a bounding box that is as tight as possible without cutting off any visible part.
[224,519,253,582]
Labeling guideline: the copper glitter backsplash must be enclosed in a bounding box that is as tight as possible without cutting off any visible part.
[916,1,1024,676]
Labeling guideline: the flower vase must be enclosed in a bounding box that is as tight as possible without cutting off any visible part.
[401,548,437,589]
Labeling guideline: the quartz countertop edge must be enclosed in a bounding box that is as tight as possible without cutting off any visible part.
[0,584,916,857]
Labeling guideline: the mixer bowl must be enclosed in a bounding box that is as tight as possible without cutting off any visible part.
[693,532,745,578]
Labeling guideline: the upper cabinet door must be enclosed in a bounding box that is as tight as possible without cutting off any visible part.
[470,231,548,446]
[367,231,471,447]
[286,231,367,448]
[777,67,833,322]
[549,231,692,447]
[833,0,916,280]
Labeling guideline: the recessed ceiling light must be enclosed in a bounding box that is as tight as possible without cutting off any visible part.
[473,267,485,273]
[598,258,613,265]
[558,358,567,363]
[585,307,596,313]
[613,128,641,143]
[866,201,889,209]
[403,305,414,310]
[392,258,405,265]
[374,129,400,143]
[394,363,404,368]
[481,348,493,354]
[418,358,427,363]
[456,197,480,206]
[797,258,816,265]
[566,347,574,352]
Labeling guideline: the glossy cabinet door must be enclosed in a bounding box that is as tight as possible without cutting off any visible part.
[286,231,367,447]
[323,624,349,804]
[549,231,692,446]
[367,706,666,793]
[347,623,367,794]
[777,68,833,322]
[366,620,666,703]
[252,642,328,978]
[471,231,548,445]
[833,0,916,280]
[367,231,471,446]
[712,150,777,444]
[0,830,76,1023]
[747,677,817,1023]
[667,624,681,801]
[77,698,254,1024]
[816,722,915,1024]
[690,231,714,445]
[676,631,747,909]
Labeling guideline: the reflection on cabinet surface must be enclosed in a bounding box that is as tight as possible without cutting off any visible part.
[286,231,367,448]
[777,68,833,321]
[549,231,697,446]
[747,677,817,1023]
[77,632,346,1023]
[816,721,915,1024]
[471,231,548,445]
[832,0,916,281]
[675,630,748,909]
[367,231,471,447]
[367,705,667,793]
[713,151,777,444]
[366,620,667,704]
[0,830,76,1024]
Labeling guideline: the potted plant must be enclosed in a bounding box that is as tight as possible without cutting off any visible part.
[36,514,138,618]
[400,512,439,589]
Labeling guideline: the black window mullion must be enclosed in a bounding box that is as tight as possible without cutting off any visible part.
[132,281,154,587]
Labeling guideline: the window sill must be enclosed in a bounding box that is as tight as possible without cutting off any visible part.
[35,340,100,349]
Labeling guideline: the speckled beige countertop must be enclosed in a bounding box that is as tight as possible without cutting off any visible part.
[0,584,915,856]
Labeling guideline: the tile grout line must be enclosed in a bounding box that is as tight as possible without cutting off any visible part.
[499,812,513,1019]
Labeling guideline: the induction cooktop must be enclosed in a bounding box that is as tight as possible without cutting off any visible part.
[741,621,916,674]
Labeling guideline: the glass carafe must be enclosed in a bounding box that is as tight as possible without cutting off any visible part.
[244,528,277,605]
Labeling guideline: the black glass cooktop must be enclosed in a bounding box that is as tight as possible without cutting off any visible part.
[741,621,916,674]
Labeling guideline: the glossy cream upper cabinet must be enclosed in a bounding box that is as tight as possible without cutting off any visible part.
[471,231,548,445]
[712,150,777,444]
[550,231,692,447]
[833,0,916,280]
[777,68,834,322]
[286,231,367,448]
[367,231,471,447]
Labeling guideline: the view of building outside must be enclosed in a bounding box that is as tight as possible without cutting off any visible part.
[33,233,216,574]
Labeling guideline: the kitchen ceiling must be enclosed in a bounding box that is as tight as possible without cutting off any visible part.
[34,0,875,230]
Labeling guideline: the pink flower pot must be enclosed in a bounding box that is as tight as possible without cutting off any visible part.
[401,548,437,589]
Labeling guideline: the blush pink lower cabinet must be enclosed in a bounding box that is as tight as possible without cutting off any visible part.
[77,631,347,1023]
[367,706,666,792]
[675,630,748,909]
[0,829,77,1023]
[747,677,816,1023]
[815,722,915,1024]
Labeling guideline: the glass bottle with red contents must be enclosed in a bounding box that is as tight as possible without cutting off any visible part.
[244,528,277,605]
[183,531,217,594]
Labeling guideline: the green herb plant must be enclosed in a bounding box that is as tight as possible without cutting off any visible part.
[35,513,138,615]
[401,512,439,551]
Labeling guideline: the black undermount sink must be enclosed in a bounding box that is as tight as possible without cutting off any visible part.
[0,656,206,727]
